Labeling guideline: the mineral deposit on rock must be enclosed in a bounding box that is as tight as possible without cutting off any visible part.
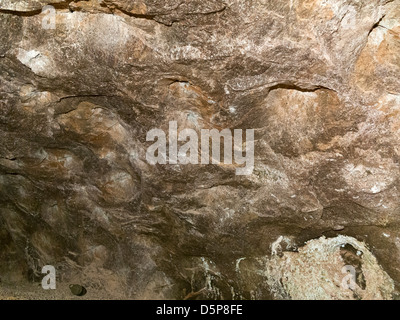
[0,0,400,300]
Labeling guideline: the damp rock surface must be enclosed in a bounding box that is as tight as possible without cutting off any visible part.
[1,0,400,299]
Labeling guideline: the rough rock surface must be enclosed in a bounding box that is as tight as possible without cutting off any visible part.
[263,235,395,300]
[1,0,400,299]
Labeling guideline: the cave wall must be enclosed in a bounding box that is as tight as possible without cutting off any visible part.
[1,0,400,299]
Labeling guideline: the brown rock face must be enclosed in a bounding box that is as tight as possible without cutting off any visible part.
[1,0,400,300]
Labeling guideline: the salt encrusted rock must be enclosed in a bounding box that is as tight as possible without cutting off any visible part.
[263,236,395,300]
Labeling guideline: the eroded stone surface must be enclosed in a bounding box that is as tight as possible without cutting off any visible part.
[1,0,400,299]
[262,235,395,300]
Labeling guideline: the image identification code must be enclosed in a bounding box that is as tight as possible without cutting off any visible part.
[156,304,243,317]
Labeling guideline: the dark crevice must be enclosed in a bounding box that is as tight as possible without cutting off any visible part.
[268,83,337,94]
[114,8,158,21]
[368,14,386,37]
[0,8,42,16]
[169,79,190,86]
[57,94,120,102]
[200,5,227,16]
[157,77,191,87]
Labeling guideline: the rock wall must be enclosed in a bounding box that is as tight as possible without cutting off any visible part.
[1,0,400,299]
